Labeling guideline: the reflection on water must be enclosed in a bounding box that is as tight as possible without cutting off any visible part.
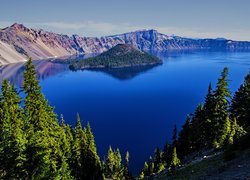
[75,65,161,80]
[1,58,162,85]
[0,60,69,86]
[0,51,250,174]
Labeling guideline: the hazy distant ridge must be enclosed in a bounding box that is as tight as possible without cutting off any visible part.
[1,23,250,65]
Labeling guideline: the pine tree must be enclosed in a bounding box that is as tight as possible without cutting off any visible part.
[230,72,250,130]
[71,113,86,179]
[172,125,178,147]
[178,115,192,159]
[169,147,180,170]
[104,146,122,179]
[140,162,149,178]
[82,122,104,179]
[147,156,154,176]
[202,83,215,146]
[190,104,205,151]
[105,146,115,178]
[123,151,133,179]
[0,80,27,178]
[23,58,69,179]
[153,147,164,173]
[212,67,231,148]
[162,141,171,167]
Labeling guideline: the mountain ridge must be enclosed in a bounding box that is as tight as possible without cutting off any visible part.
[1,23,250,65]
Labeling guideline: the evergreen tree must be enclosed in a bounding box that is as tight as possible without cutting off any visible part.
[82,122,104,179]
[169,147,180,170]
[23,58,68,179]
[123,151,133,179]
[153,147,164,173]
[140,162,149,178]
[172,125,178,147]
[71,113,86,179]
[212,67,231,148]
[147,156,154,176]
[178,115,192,159]
[104,146,123,179]
[190,104,205,151]
[0,80,27,179]
[230,72,250,130]
[162,141,171,167]
[105,146,115,178]
[203,82,216,147]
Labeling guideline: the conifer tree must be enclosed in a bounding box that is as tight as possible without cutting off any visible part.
[153,147,164,173]
[172,125,178,147]
[82,122,104,179]
[71,113,86,179]
[104,146,123,179]
[123,151,133,179]
[147,156,154,176]
[140,162,149,178]
[23,58,69,179]
[0,80,27,178]
[162,141,171,167]
[178,115,192,159]
[212,67,231,148]
[190,104,205,150]
[105,146,115,178]
[169,147,180,170]
[203,83,216,147]
[230,72,250,130]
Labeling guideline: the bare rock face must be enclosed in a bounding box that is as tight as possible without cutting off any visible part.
[1,23,250,65]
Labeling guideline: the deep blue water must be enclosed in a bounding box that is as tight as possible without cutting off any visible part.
[0,51,250,174]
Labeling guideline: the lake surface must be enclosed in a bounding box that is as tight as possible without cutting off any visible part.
[1,51,250,174]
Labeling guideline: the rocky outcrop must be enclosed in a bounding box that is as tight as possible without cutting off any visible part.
[1,23,250,65]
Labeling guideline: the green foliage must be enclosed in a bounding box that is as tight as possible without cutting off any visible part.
[172,124,178,147]
[230,72,250,130]
[153,148,165,173]
[0,80,27,179]
[169,147,180,169]
[0,59,105,179]
[104,146,123,179]
[190,104,205,150]
[1,60,249,180]
[212,67,231,148]
[139,67,249,178]
[178,115,192,159]
[203,83,216,147]
[23,58,69,179]
[162,141,171,167]
[69,44,162,70]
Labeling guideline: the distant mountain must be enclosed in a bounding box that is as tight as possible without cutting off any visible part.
[1,23,250,65]
[69,44,163,70]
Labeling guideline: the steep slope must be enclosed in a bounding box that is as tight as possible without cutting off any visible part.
[1,23,250,65]
[0,23,77,65]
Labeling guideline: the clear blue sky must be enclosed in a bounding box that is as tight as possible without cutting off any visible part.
[1,0,250,40]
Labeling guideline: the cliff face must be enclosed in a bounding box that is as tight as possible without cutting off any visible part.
[1,23,250,65]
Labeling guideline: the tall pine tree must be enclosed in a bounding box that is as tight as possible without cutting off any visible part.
[230,72,250,130]
[212,67,231,148]
[178,115,192,159]
[23,58,69,179]
[0,80,27,179]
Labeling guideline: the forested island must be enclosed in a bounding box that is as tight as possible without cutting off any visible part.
[69,44,163,70]
[0,59,249,179]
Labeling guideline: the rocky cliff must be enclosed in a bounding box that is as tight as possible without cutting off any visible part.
[1,23,250,65]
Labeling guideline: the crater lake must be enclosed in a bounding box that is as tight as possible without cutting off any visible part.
[0,51,249,174]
